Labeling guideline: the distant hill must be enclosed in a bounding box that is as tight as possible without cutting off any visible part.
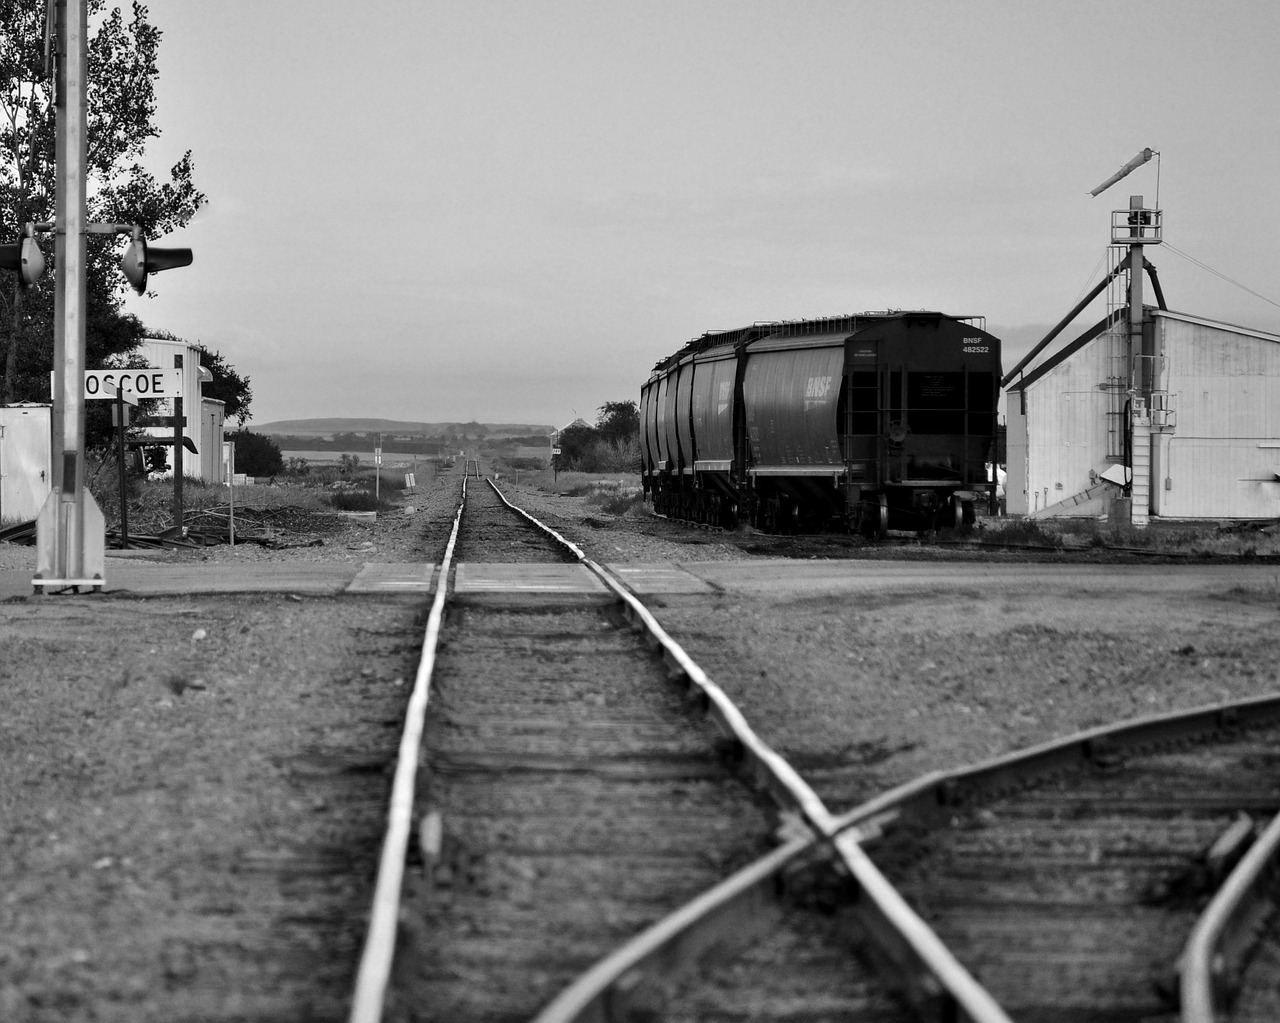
[252,418,553,437]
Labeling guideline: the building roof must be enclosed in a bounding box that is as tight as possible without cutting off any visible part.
[1006,306,1280,392]
[1153,308,1280,344]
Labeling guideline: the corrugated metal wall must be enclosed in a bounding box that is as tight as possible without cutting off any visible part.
[1014,337,1114,516]
[1010,312,1280,520]
[742,345,844,468]
[1150,314,1280,518]
[689,351,736,467]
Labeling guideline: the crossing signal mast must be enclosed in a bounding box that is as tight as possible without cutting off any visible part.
[0,0,193,592]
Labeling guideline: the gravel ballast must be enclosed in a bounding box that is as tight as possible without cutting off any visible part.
[2,468,1278,1021]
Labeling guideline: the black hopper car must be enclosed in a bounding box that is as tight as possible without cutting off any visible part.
[640,310,1002,537]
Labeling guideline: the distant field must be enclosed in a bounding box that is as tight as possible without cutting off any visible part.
[280,446,549,467]
[502,446,553,461]
[257,418,553,436]
[280,448,439,466]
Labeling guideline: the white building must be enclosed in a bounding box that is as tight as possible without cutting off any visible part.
[1007,307,1280,522]
[137,337,224,482]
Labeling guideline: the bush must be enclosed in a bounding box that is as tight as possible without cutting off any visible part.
[586,436,641,472]
[330,489,381,512]
[229,430,284,476]
[598,491,646,516]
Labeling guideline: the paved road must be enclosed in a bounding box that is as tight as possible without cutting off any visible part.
[661,558,1278,597]
[1,551,1274,600]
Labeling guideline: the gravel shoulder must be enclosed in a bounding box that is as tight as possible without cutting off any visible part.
[2,468,1278,1021]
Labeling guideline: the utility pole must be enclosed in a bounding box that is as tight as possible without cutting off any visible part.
[34,0,106,593]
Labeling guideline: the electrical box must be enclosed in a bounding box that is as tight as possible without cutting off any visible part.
[0,404,52,522]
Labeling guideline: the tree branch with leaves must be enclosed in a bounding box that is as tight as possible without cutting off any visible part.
[0,0,206,404]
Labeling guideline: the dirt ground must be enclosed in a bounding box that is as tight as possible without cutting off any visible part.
[2,470,1278,1021]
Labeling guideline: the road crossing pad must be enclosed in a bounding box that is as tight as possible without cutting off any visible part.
[345,563,437,594]
[453,563,607,593]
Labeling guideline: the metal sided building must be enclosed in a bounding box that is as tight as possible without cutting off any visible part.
[137,336,220,481]
[1007,307,1280,522]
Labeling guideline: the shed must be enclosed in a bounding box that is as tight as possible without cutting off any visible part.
[200,399,227,483]
[1007,309,1280,521]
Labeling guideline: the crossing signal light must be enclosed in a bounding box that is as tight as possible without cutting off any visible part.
[121,227,192,294]
[0,224,45,287]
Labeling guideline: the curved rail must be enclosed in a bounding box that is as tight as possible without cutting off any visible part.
[828,692,1280,837]
[347,476,468,1023]
[533,633,1280,1023]
[1181,809,1280,1022]
[532,833,819,1022]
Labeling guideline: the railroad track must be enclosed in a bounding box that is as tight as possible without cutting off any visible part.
[349,467,1280,1022]
[347,468,865,1022]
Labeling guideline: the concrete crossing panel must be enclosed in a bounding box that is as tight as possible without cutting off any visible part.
[603,562,713,594]
[454,563,607,593]
[345,563,437,594]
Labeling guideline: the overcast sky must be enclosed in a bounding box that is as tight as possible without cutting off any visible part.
[121,0,1280,429]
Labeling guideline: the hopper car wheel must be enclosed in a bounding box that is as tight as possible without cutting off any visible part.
[876,494,889,541]
[951,494,965,529]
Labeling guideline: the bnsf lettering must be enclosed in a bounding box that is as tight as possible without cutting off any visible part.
[804,375,833,399]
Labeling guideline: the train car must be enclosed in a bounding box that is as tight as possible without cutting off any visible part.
[641,311,1002,536]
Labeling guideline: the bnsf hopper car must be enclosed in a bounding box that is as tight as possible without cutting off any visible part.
[640,311,1001,536]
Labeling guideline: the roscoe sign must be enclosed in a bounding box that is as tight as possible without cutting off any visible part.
[50,368,186,399]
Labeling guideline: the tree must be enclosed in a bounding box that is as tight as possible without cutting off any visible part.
[1,0,206,403]
[228,429,282,477]
[596,400,639,443]
[554,421,599,468]
[199,347,253,426]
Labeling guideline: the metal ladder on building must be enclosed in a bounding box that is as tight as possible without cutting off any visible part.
[1102,244,1130,462]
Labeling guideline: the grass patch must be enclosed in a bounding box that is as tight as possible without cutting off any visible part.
[980,515,1280,556]
[977,518,1067,548]
[330,489,383,512]
[595,490,646,516]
